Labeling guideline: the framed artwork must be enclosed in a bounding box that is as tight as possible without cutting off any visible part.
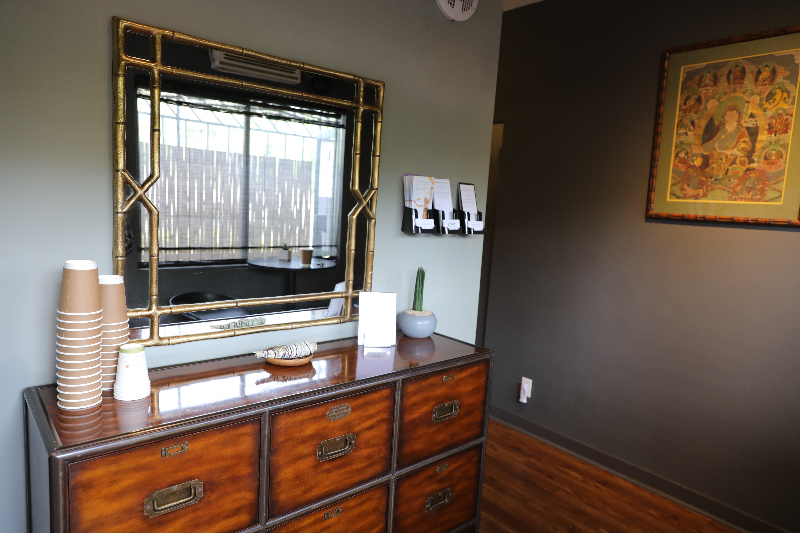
[647,25,800,225]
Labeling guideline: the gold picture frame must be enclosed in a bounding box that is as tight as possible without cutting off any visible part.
[112,18,383,346]
[647,25,800,225]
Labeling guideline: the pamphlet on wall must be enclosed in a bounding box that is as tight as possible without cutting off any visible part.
[432,178,460,231]
[357,292,397,347]
[403,174,435,229]
[458,182,484,231]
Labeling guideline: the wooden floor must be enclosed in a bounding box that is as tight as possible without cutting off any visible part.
[479,420,738,533]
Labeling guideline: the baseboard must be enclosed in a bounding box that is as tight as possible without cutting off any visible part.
[489,405,790,533]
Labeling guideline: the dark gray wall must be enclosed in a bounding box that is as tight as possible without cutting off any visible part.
[488,1,800,531]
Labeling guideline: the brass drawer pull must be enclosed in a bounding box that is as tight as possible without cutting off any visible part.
[324,506,343,520]
[144,479,204,518]
[435,463,449,474]
[442,374,455,383]
[432,400,460,424]
[425,487,452,513]
[161,442,189,457]
[317,432,357,462]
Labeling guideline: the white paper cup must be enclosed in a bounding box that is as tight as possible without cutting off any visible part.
[114,344,150,402]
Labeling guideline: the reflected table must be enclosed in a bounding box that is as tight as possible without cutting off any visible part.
[247,256,337,296]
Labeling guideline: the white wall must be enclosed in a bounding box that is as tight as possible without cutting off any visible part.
[0,1,501,529]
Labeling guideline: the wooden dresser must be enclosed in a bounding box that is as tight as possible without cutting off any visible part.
[24,334,493,533]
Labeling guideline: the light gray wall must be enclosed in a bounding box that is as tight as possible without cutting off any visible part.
[489,0,800,531]
[0,1,501,530]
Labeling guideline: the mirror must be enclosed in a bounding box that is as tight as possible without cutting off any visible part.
[112,19,383,346]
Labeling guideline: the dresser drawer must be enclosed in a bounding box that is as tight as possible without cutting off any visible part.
[397,360,489,468]
[68,418,261,533]
[393,446,482,533]
[267,483,388,532]
[269,385,395,517]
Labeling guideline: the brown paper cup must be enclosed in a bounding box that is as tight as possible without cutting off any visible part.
[58,387,102,402]
[99,276,128,324]
[57,370,102,386]
[59,262,102,314]
[58,309,103,321]
[56,349,101,363]
[57,379,102,394]
[56,357,102,370]
[57,363,102,379]
[57,325,102,339]
[56,342,102,355]
[300,248,314,265]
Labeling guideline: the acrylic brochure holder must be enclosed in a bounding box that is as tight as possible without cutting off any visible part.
[401,206,436,234]
[456,209,484,235]
[401,207,463,235]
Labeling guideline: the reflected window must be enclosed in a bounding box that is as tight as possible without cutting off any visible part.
[136,87,346,266]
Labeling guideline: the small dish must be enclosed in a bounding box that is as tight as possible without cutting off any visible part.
[264,355,313,367]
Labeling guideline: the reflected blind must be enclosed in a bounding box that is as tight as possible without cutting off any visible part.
[136,90,345,265]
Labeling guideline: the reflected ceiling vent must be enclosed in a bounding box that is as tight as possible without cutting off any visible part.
[210,50,301,85]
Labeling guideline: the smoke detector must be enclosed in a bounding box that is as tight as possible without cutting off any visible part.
[436,0,479,21]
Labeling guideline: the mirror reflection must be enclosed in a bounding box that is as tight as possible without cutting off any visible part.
[118,28,375,330]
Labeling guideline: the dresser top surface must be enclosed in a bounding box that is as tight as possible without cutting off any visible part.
[31,334,491,449]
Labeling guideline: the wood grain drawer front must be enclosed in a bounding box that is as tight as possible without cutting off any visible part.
[398,360,489,468]
[68,418,261,533]
[269,385,395,517]
[267,483,388,533]
[393,446,482,533]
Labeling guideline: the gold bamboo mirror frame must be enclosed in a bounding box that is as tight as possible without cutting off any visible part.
[112,18,383,346]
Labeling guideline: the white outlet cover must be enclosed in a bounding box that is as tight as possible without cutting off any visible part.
[436,0,480,21]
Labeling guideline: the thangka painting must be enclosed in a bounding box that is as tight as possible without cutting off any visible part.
[647,26,800,225]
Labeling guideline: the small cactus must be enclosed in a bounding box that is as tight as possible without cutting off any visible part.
[412,267,425,312]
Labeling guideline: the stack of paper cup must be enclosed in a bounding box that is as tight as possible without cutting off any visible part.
[98,275,129,392]
[114,343,151,401]
[56,260,103,410]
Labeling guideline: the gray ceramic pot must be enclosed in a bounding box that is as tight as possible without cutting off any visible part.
[397,309,437,338]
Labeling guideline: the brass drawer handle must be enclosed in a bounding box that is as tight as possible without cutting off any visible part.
[324,506,343,520]
[317,432,357,462]
[425,487,452,513]
[432,400,460,424]
[442,374,455,383]
[144,480,204,518]
[435,463,449,474]
[161,442,188,457]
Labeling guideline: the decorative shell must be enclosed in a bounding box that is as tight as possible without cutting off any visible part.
[255,341,317,360]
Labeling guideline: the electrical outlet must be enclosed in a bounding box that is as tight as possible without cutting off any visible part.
[519,377,532,403]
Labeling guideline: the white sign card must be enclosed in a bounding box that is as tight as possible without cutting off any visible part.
[432,178,454,214]
[458,183,478,215]
[357,292,397,347]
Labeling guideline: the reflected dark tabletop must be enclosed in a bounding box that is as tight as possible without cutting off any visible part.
[247,257,337,270]
[36,334,489,448]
